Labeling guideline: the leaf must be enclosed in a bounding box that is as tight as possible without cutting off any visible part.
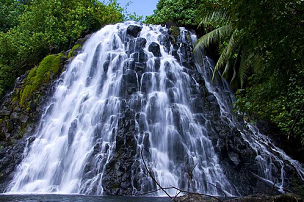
[195,24,233,49]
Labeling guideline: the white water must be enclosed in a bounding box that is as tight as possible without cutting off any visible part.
[7,22,304,196]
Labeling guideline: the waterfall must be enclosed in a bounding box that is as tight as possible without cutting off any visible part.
[6,22,304,196]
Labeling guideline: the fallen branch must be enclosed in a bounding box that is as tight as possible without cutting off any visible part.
[140,147,224,202]
[207,182,227,200]
[140,147,175,201]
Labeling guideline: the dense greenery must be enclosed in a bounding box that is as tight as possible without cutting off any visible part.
[148,0,304,144]
[0,0,123,98]
[146,0,218,26]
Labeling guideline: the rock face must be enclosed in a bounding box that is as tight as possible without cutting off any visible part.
[102,107,137,195]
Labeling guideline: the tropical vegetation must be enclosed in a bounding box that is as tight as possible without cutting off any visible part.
[0,0,124,98]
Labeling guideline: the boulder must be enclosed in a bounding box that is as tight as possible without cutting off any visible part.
[126,25,142,37]
[148,42,161,57]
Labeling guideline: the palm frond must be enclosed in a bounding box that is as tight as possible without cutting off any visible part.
[195,24,233,50]
[200,11,231,27]
[239,51,263,87]
[212,29,240,81]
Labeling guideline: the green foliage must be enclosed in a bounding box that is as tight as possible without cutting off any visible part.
[0,63,16,98]
[235,68,304,144]
[19,54,62,108]
[169,26,180,39]
[195,0,304,144]
[125,12,143,22]
[0,0,24,33]
[146,0,221,26]
[0,0,123,99]
[68,44,82,58]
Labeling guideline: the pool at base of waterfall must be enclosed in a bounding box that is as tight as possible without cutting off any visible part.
[0,194,171,202]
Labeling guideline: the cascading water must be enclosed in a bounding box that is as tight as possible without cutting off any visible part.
[6,22,304,196]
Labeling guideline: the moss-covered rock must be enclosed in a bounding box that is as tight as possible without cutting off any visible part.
[68,44,82,58]
[169,26,180,41]
[19,54,64,108]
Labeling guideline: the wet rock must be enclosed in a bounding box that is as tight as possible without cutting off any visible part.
[154,58,161,71]
[76,34,91,45]
[127,25,142,37]
[102,108,138,195]
[158,34,171,52]
[68,119,77,146]
[228,152,241,167]
[19,114,29,123]
[148,42,161,57]
[0,138,26,192]
[135,37,147,51]
[132,50,147,63]
[0,109,10,116]
[6,120,14,133]
[10,112,19,119]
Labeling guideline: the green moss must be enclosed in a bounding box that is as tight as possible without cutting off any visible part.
[68,44,82,58]
[111,183,120,189]
[169,26,180,40]
[19,54,62,108]
[27,67,37,81]
[20,85,33,107]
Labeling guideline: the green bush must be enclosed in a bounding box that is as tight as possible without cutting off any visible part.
[0,63,16,98]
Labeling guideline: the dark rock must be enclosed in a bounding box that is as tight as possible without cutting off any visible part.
[228,152,241,167]
[6,120,14,133]
[135,37,147,51]
[148,42,161,57]
[19,114,28,123]
[132,50,147,63]
[76,34,91,45]
[154,58,161,71]
[126,25,142,37]
[102,107,138,195]
[0,109,10,116]
[10,112,19,119]
[0,138,26,192]
[158,34,171,52]
[68,119,77,146]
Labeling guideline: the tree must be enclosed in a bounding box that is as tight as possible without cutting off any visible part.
[0,0,124,98]
[0,0,24,33]
[145,0,219,26]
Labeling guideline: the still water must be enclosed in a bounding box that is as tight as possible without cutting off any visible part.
[0,194,171,202]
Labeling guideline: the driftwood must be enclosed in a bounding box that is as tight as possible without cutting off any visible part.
[139,147,224,202]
